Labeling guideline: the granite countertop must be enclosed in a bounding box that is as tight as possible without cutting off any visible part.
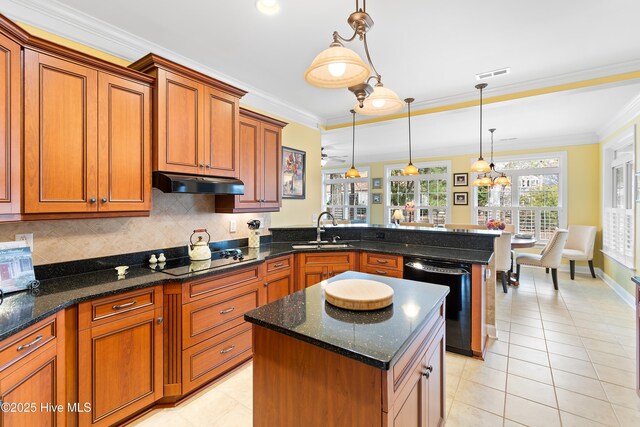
[244,271,449,370]
[0,239,491,342]
[270,223,501,236]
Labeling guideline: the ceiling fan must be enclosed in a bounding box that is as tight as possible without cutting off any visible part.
[321,147,347,166]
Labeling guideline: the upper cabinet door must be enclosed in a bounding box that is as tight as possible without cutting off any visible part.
[261,123,281,209]
[97,73,152,211]
[203,86,239,178]
[155,69,204,175]
[0,33,20,217]
[24,50,99,213]
[236,116,263,209]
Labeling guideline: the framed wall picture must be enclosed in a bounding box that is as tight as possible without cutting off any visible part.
[453,192,468,205]
[372,193,382,204]
[372,178,382,189]
[453,173,468,187]
[282,147,306,199]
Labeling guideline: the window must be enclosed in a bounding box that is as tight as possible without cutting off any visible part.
[602,127,635,267]
[322,168,370,223]
[474,154,566,241]
[385,162,451,225]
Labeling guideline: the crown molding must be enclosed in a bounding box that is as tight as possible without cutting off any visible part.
[597,90,640,140]
[324,59,640,127]
[3,0,323,129]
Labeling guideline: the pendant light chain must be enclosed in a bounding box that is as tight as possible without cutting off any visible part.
[479,85,484,159]
[352,110,356,167]
[408,100,412,164]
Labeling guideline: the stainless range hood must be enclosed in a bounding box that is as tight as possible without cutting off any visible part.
[152,172,244,195]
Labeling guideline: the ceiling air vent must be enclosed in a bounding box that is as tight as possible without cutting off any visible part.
[476,67,511,81]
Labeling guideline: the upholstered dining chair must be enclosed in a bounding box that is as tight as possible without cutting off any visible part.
[494,232,512,293]
[516,229,569,290]
[561,225,597,280]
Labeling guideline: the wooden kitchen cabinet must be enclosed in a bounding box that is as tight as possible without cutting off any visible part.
[0,27,21,221]
[129,54,245,178]
[360,252,404,278]
[215,108,287,213]
[0,313,65,427]
[23,48,153,216]
[264,255,294,303]
[296,252,357,290]
[78,287,163,426]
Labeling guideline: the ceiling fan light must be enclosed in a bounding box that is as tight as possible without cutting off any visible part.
[304,45,370,88]
[346,166,361,178]
[472,176,483,187]
[470,158,491,173]
[355,84,403,116]
[403,163,419,176]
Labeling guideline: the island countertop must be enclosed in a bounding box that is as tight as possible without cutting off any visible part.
[244,271,450,370]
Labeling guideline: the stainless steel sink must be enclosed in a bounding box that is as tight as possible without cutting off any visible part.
[291,243,352,250]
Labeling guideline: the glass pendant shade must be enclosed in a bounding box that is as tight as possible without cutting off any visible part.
[495,174,510,186]
[354,84,404,116]
[470,158,491,173]
[472,176,483,187]
[479,175,493,186]
[403,162,419,176]
[304,44,370,88]
[346,166,361,178]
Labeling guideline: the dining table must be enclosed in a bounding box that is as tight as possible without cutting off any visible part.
[508,235,538,285]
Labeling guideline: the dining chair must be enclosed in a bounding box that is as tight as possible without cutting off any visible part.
[561,225,597,280]
[516,229,569,290]
[494,232,512,293]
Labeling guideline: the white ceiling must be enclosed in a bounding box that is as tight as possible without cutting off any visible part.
[7,0,640,162]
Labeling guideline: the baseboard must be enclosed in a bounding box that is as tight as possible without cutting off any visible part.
[486,324,498,339]
[556,264,595,276]
[599,269,636,308]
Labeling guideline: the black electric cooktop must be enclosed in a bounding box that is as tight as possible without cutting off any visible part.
[149,248,256,276]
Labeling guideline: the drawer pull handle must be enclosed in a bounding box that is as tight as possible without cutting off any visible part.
[17,335,43,351]
[273,263,284,268]
[220,345,235,354]
[112,300,137,310]
[375,270,388,275]
[220,307,235,315]
[376,259,389,264]
[422,365,433,378]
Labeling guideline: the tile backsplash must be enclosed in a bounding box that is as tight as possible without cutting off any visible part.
[0,189,271,265]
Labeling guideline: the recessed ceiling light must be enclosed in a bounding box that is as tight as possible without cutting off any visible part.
[256,0,280,15]
[476,67,511,81]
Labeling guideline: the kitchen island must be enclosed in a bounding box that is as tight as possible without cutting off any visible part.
[245,271,450,427]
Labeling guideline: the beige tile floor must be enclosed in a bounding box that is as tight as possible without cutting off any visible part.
[130,267,639,426]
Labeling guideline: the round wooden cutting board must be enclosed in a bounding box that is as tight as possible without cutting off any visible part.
[324,279,394,311]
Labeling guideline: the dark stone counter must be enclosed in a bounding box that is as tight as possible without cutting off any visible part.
[244,271,449,369]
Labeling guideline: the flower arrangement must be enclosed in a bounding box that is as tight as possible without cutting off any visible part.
[486,219,506,230]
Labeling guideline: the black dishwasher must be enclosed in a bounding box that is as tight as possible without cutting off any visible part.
[404,258,472,356]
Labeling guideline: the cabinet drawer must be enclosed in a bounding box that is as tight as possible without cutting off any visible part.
[183,281,261,349]
[79,286,162,329]
[361,266,403,278]
[266,255,292,275]
[182,325,252,393]
[0,314,58,373]
[184,264,263,302]
[392,303,444,389]
[362,253,403,270]
[301,252,355,266]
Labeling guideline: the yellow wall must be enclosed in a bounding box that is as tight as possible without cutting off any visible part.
[363,144,602,268]
[599,115,640,296]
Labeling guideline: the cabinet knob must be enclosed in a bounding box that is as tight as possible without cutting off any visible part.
[422,365,433,378]
[206,164,211,168]
[89,198,96,204]
[101,197,107,203]
[264,282,269,287]
[157,317,164,325]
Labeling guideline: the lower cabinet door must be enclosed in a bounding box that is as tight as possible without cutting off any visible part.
[265,274,293,304]
[0,344,65,427]
[79,308,163,426]
[425,326,445,427]
[328,263,353,278]
[392,358,426,427]
[301,266,326,289]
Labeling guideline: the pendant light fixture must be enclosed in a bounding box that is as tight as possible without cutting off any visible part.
[473,128,511,187]
[403,98,419,176]
[345,109,361,178]
[304,1,402,116]
[470,83,491,173]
